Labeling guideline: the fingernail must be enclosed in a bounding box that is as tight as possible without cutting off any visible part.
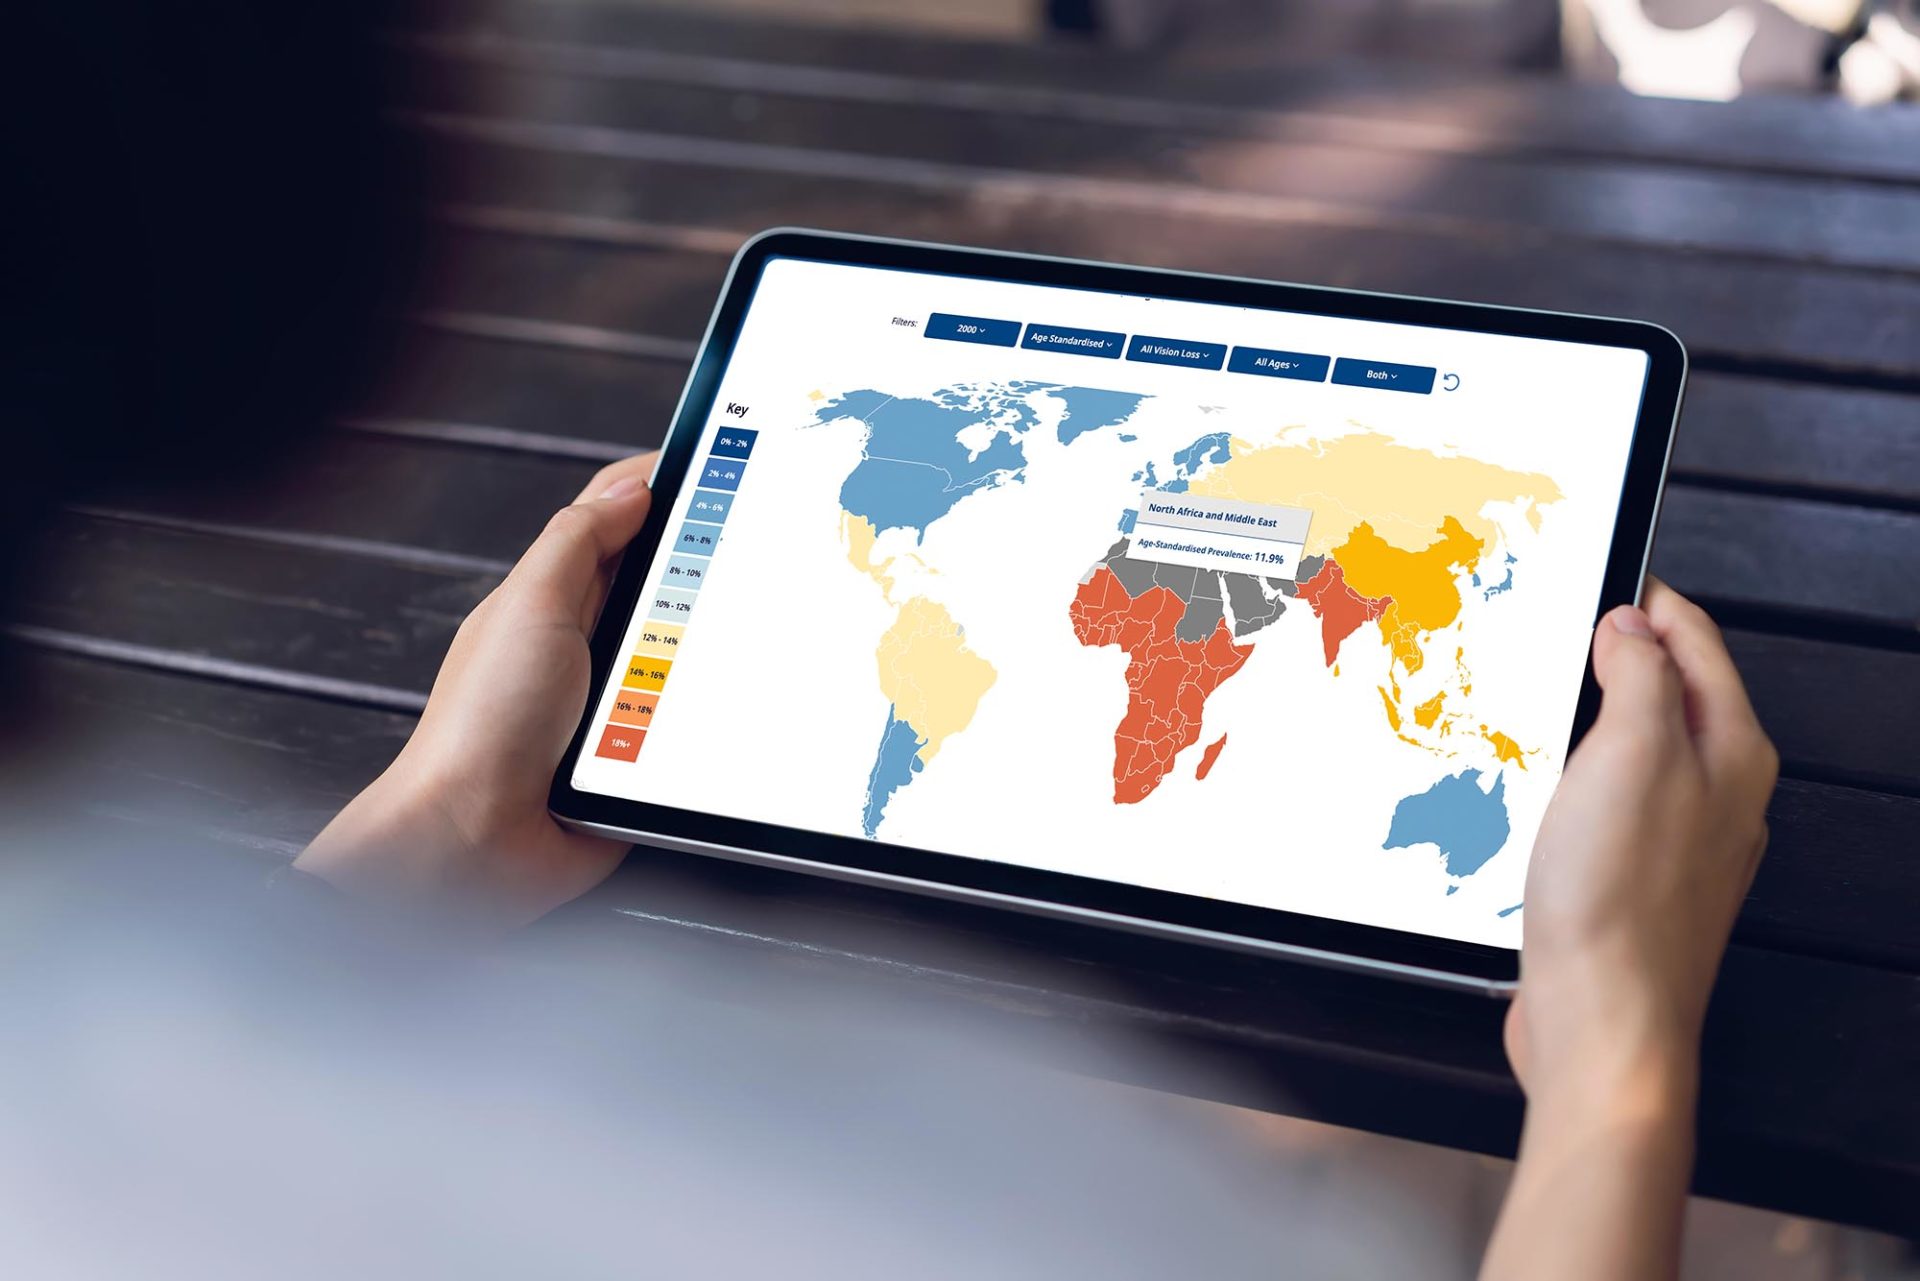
[597,476,643,502]
[1609,605,1654,638]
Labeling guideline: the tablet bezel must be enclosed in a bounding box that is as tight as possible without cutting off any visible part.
[549,228,1687,995]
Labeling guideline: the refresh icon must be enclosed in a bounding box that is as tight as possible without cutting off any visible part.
[1441,372,1461,392]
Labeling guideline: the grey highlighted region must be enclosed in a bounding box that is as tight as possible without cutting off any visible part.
[1294,554,1326,585]
[1086,536,1288,643]
[1223,574,1288,638]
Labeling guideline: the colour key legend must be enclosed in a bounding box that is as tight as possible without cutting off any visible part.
[594,426,755,762]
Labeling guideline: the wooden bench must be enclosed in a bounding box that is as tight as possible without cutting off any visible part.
[13,0,1918,1236]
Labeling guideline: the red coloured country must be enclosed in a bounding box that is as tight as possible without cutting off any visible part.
[1195,733,1229,781]
[1070,567,1253,804]
[1296,559,1390,667]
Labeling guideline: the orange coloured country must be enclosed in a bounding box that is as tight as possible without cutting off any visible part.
[1070,567,1253,805]
[1196,733,1228,781]
[1330,517,1485,676]
[1296,559,1390,667]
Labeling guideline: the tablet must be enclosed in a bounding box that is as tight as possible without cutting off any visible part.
[551,230,1684,994]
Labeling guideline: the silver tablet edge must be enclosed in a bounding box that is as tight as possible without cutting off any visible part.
[587,229,1692,1006]
[564,817,1519,998]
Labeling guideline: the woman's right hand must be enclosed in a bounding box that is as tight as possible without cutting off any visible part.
[1507,577,1778,1110]
[1481,578,1777,1281]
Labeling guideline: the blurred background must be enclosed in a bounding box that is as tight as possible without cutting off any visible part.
[4,0,1917,1276]
[649,0,1920,102]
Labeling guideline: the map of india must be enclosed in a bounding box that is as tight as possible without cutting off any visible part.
[816,378,1567,904]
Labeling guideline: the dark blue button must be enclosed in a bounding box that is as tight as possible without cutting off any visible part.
[709,427,758,459]
[1020,323,1125,359]
[926,312,1020,347]
[1331,358,1436,395]
[1227,346,1331,382]
[1126,334,1228,370]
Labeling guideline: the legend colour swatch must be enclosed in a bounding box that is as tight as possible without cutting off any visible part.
[594,425,756,762]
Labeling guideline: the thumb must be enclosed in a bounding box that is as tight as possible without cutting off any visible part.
[507,476,654,618]
[1590,603,1687,744]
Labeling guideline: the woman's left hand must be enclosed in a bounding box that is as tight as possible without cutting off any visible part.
[295,453,657,929]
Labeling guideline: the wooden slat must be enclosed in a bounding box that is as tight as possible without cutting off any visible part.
[1750,780,1920,968]
[406,3,1920,185]
[1651,490,1920,637]
[422,225,727,332]
[1673,374,1920,510]
[417,129,1920,383]
[1722,634,1920,793]
[10,651,415,857]
[10,648,1918,1232]
[397,54,1920,275]
[16,510,495,700]
[90,433,600,568]
[369,324,683,453]
[407,227,1920,511]
[13,507,1918,968]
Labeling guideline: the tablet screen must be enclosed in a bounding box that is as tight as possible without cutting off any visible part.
[571,255,1652,950]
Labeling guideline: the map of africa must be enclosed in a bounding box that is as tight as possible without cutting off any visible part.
[814,378,1564,901]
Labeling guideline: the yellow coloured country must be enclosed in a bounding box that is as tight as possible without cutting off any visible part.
[1483,727,1528,770]
[1184,431,1563,556]
[876,595,998,764]
[842,510,896,598]
[1332,517,1485,676]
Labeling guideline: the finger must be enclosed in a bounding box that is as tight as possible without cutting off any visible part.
[1641,578,1768,764]
[1503,995,1532,1090]
[507,479,654,621]
[573,452,659,506]
[580,560,614,633]
[1589,603,1688,746]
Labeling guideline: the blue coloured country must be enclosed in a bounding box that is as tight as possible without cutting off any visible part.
[1483,553,1517,598]
[818,382,1148,541]
[862,708,926,837]
[1382,768,1510,880]
[1173,431,1232,473]
[1048,386,1147,444]
[820,388,1030,541]
[1159,431,1234,493]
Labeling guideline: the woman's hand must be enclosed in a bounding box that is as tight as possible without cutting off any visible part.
[1483,577,1778,1281]
[294,453,657,930]
[1508,577,1778,1105]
